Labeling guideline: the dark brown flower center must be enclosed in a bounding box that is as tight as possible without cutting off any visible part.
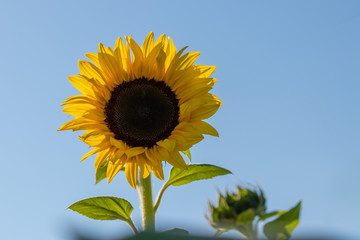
[105,78,179,148]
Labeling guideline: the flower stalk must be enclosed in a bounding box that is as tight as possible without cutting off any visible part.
[137,175,155,232]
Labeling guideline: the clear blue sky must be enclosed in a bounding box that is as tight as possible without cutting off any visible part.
[1,0,359,239]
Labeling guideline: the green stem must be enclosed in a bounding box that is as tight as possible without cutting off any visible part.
[137,175,155,231]
[237,223,258,240]
[251,221,259,240]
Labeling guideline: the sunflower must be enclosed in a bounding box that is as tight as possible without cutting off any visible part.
[59,32,221,188]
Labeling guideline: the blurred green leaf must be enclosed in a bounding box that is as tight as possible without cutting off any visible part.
[162,228,189,235]
[95,166,107,184]
[166,164,231,187]
[181,150,191,161]
[69,196,133,221]
[122,231,231,240]
[263,201,302,240]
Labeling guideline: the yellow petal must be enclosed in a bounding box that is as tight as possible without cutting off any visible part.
[81,129,113,139]
[191,121,219,137]
[145,43,163,72]
[141,32,154,57]
[80,148,100,162]
[165,37,176,70]
[127,36,144,78]
[94,149,111,171]
[154,146,170,162]
[191,103,221,120]
[68,75,95,96]
[125,160,138,189]
[179,101,193,121]
[193,65,217,78]
[106,46,114,55]
[114,36,130,72]
[62,103,96,116]
[61,95,101,107]
[152,163,164,180]
[107,155,126,183]
[200,93,222,105]
[82,109,106,121]
[138,156,151,179]
[165,46,188,83]
[179,97,221,121]
[128,36,144,62]
[156,49,167,75]
[177,81,214,104]
[175,52,200,71]
[125,147,145,158]
[110,137,127,150]
[79,134,108,148]
[85,52,100,67]
[170,124,204,150]
[98,43,124,84]
[78,60,105,84]
[58,117,99,131]
[157,139,176,152]
[154,34,167,48]
[170,68,205,92]
[167,151,188,170]
[144,148,161,167]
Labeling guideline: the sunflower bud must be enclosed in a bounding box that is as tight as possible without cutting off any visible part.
[208,186,266,236]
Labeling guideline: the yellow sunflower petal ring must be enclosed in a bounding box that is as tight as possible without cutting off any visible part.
[59,32,221,188]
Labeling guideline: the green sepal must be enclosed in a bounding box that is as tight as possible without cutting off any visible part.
[95,166,125,184]
[95,166,107,184]
[263,201,302,240]
[68,196,133,221]
[181,149,191,162]
[166,164,231,187]
[236,209,256,225]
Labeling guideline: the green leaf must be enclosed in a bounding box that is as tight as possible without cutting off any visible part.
[259,210,285,221]
[181,149,191,161]
[166,164,231,187]
[263,201,302,240]
[95,166,107,184]
[68,196,133,221]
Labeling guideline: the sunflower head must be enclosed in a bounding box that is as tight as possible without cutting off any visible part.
[59,32,221,188]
